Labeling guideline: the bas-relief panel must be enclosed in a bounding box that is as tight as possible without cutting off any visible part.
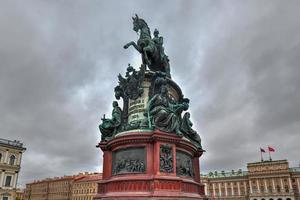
[176,150,194,178]
[112,147,146,175]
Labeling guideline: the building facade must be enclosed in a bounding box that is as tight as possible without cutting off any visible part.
[0,138,26,200]
[72,173,102,200]
[15,189,25,200]
[24,173,102,200]
[202,160,300,200]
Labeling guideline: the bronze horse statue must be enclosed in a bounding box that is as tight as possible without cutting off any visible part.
[124,14,171,78]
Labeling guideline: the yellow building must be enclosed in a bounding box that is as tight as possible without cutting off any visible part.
[0,138,26,200]
[202,159,300,200]
[15,189,25,200]
[25,176,74,200]
[71,173,102,200]
[24,173,102,200]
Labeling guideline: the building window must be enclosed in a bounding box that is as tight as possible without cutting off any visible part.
[292,179,295,183]
[3,197,8,200]
[0,153,2,162]
[5,176,12,187]
[9,155,16,165]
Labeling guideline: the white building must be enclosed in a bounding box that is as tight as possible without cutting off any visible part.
[0,138,26,200]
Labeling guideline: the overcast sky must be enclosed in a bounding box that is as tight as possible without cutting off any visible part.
[1,0,300,187]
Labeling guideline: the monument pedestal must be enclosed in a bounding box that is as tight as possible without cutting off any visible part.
[94,130,205,200]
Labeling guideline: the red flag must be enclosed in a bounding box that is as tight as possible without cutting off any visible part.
[260,148,266,153]
[268,146,275,152]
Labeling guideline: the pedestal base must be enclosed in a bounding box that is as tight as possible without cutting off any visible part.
[95,130,206,200]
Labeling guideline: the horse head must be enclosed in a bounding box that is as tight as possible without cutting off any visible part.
[132,14,140,32]
[132,14,150,36]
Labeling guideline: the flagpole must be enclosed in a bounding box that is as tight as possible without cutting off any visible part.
[268,148,272,161]
[260,150,263,162]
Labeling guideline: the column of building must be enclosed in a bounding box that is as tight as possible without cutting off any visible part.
[4,150,9,163]
[218,183,221,197]
[297,178,300,194]
[264,179,268,193]
[0,171,4,187]
[244,181,247,195]
[272,178,276,192]
[288,177,293,192]
[237,182,241,196]
[225,182,228,197]
[17,152,22,165]
[280,178,284,192]
[13,172,18,188]
[212,183,216,196]
[257,179,260,193]
[231,182,234,196]
[249,180,253,194]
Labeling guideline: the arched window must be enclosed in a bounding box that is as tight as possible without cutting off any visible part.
[287,198,291,200]
[9,155,16,165]
[262,198,266,200]
[278,198,282,200]
[270,198,274,200]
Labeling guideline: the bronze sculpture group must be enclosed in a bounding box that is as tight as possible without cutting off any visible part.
[99,15,202,149]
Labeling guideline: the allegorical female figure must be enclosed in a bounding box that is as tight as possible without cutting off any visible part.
[147,85,188,135]
[180,112,202,149]
[99,101,122,141]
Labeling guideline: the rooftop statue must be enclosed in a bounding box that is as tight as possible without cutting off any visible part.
[124,14,171,78]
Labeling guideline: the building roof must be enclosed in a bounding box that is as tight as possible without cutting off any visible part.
[0,138,26,151]
[201,160,300,179]
[290,167,300,172]
[27,172,103,185]
[247,159,288,166]
[74,173,103,183]
[201,169,248,179]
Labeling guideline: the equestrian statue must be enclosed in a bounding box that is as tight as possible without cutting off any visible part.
[124,14,171,78]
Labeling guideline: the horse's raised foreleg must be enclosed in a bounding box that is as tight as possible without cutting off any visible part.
[123,41,142,53]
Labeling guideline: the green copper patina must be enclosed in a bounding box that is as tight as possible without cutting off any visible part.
[146,85,189,136]
[99,15,202,149]
[181,112,202,149]
[99,101,122,141]
[124,14,171,78]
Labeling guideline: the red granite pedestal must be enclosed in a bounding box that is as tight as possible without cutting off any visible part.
[94,130,205,200]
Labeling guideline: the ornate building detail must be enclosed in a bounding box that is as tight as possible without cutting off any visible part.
[159,144,173,173]
[176,151,194,178]
[202,159,300,200]
[112,147,146,175]
[0,139,26,200]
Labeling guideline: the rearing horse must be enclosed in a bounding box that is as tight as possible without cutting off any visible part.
[124,14,171,78]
